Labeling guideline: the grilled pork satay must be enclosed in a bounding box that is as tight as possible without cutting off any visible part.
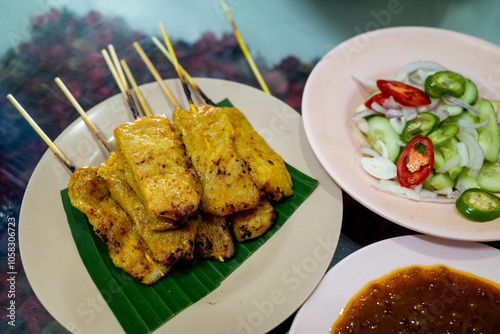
[195,212,234,261]
[173,106,260,216]
[68,166,170,285]
[98,152,198,264]
[114,114,203,221]
[228,198,276,242]
[220,107,293,201]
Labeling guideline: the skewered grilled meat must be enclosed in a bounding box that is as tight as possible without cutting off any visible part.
[68,166,170,285]
[228,198,276,242]
[195,212,234,261]
[173,106,260,216]
[98,152,198,264]
[221,107,293,201]
[114,114,202,221]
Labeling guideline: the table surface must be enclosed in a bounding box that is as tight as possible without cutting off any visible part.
[1,1,499,333]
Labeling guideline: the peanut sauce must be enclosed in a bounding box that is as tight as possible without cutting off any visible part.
[331,265,500,333]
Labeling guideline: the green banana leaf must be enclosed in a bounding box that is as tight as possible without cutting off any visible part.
[60,97,318,333]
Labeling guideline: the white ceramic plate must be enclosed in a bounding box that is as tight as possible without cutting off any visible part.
[19,78,343,333]
[302,26,500,241]
[290,234,500,333]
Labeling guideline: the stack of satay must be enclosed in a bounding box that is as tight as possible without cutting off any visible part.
[10,17,294,286]
[67,97,294,285]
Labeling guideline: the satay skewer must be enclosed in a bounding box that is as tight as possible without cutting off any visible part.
[107,44,129,92]
[54,77,114,154]
[159,21,198,114]
[120,59,152,116]
[132,41,181,109]
[151,36,215,106]
[7,94,76,172]
[7,93,170,283]
[219,0,270,95]
[101,48,128,101]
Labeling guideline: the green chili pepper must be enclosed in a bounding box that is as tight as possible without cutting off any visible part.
[401,112,440,143]
[427,122,460,146]
[455,188,500,222]
[425,71,466,98]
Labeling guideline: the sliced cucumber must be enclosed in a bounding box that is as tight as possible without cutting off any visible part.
[476,98,500,162]
[433,150,445,169]
[439,138,463,180]
[430,173,453,190]
[422,171,435,191]
[489,99,499,112]
[459,78,478,105]
[366,116,401,163]
[478,161,500,192]
[455,168,480,191]
[435,102,463,117]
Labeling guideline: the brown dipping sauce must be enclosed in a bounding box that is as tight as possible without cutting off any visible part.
[331,265,500,333]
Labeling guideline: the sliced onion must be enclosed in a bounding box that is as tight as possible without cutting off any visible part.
[418,98,441,112]
[382,96,401,110]
[435,186,454,196]
[355,116,369,133]
[456,129,484,176]
[402,107,418,121]
[370,102,387,114]
[361,156,397,180]
[435,154,462,174]
[371,180,456,203]
[447,190,461,199]
[360,146,381,157]
[461,127,479,140]
[376,140,389,158]
[386,109,403,119]
[352,74,377,90]
[456,141,469,167]
[397,140,407,147]
[390,117,406,135]
[431,109,449,122]
[457,119,489,130]
[442,95,480,115]
[353,109,377,121]
[395,60,448,78]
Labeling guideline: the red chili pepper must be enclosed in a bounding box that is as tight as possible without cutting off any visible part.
[364,93,387,109]
[396,135,434,188]
[377,80,431,106]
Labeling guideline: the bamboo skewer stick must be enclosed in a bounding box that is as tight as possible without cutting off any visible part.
[7,94,76,172]
[54,77,114,154]
[101,48,128,101]
[127,91,141,120]
[159,22,198,114]
[219,0,271,95]
[132,41,181,109]
[102,45,147,119]
[120,59,152,116]
[108,44,129,92]
[151,36,215,106]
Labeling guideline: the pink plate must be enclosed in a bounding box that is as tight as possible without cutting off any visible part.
[302,26,500,241]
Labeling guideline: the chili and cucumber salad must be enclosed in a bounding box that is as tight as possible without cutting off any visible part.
[353,61,500,222]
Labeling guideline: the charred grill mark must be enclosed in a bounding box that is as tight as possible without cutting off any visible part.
[239,226,252,239]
